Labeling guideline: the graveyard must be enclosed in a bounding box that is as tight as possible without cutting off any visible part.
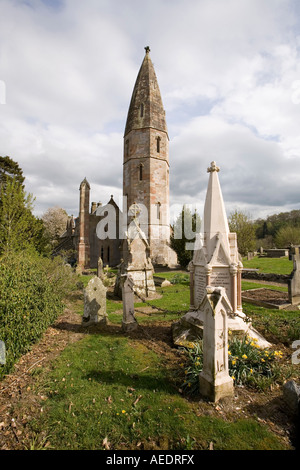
[1,159,300,451]
[0,256,299,451]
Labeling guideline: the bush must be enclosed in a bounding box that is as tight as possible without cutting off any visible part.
[0,250,78,379]
[170,273,190,285]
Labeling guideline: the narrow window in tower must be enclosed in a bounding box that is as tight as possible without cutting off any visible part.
[157,202,161,221]
[125,139,129,157]
[139,164,143,181]
[140,103,144,117]
[156,136,161,153]
[101,246,104,260]
[107,246,110,264]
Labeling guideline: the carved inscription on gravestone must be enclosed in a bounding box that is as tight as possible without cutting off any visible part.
[210,268,231,300]
[194,267,206,306]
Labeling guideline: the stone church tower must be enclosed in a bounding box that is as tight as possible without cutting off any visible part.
[123,47,177,267]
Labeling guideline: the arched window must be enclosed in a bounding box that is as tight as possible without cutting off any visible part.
[140,103,144,117]
[107,246,110,264]
[156,136,161,153]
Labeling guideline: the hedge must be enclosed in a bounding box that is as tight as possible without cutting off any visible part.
[0,250,77,379]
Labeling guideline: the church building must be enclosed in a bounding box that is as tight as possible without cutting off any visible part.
[58,47,177,270]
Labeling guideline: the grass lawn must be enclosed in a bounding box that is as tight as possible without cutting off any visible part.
[2,258,299,451]
[242,256,293,275]
[31,331,289,451]
[20,262,300,451]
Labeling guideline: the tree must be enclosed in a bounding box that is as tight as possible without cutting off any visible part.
[0,179,37,254]
[0,156,25,191]
[42,206,69,247]
[170,205,201,268]
[0,158,50,256]
[275,226,300,248]
[228,210,256,256]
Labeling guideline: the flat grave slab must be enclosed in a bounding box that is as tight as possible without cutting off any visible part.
[242,288,291,309]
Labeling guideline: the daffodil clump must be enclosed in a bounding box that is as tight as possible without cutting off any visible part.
[180,341,203,395]
[228,335,283,389]
[180,335,284,394]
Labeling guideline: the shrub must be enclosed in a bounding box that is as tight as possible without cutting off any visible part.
[0,250,78,379]
[170,273,190,285]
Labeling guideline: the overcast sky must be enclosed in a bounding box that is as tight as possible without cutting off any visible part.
[1,0,300,223]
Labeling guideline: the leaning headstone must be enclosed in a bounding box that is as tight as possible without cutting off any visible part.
[288,253,300,305]
[121,274,138,332]
[199,286,234,402]
[282,380,300,416]
[171,311,203,347]
[82,276,107,326]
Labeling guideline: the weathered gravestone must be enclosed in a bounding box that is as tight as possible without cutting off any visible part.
[199,286,234,402]
[0,340,6,365]
[82,276,107,326]
[282,380,300,416]
[121,274,138,332]
[288,251,300,305]
[172,161,271,349]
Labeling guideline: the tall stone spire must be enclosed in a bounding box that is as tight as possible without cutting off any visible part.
[124,46,168,137]
[123,47,177,267]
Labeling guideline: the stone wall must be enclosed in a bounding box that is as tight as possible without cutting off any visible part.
[242,269,290,284]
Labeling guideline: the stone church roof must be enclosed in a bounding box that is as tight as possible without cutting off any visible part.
[124,47,168,137]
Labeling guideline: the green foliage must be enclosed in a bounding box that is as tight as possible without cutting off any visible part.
[0,177,50,256]
[170,206,201,268]
[275,225,300,248]
[180,341,203,395]
[170,273,190,285]
[255,209,300,248]
[228,210,256,256]
[0,250,78,379]
[0,156,25,190]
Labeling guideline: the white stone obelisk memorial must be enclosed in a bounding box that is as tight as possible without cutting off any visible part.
[188,161,271,347]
